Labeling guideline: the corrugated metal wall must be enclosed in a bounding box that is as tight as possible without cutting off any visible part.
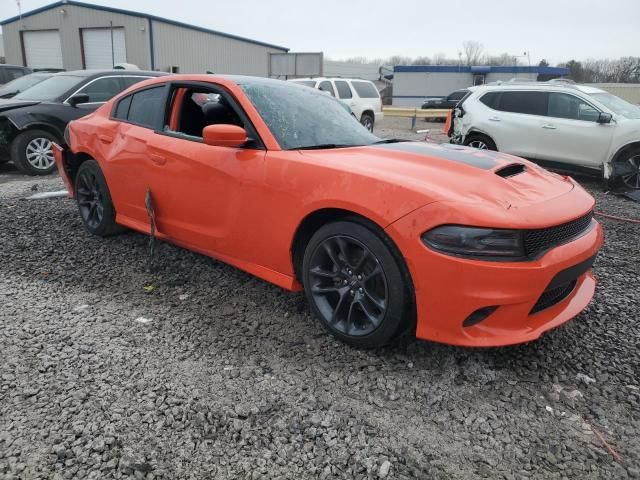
[2,4,151,70]
[2,4,286,75]
[151,21,284,76]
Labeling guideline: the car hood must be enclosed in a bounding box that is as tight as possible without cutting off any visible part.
[300,142,575,209]
[0,98,41,113]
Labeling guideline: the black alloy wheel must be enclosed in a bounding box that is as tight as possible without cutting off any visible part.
[307,235,388,337]
[77,168,105,230]
[620,152,640,189]
[302,220,414,348]
[74,160,122,237]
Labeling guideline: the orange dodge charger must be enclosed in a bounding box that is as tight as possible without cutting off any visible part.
[54,75,603,348]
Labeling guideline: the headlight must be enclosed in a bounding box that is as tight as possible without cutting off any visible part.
[422,225,524,258]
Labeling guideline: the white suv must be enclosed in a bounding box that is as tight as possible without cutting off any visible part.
[451,82,640,189]
[289,77,383,131]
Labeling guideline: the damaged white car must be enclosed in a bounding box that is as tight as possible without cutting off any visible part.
[449,82,640,189]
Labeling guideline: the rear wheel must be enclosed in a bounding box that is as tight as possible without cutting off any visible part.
[302,220,414,348]
[464,133,497,151]
[11,129,59,175]
[75,160,122,237]
[360,113,374,132]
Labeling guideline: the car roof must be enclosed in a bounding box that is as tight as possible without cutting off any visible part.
[469,82,606,95]
[289,77,373,83]
[54,69,168,78]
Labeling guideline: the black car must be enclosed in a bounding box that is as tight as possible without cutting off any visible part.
[0,65,32,86]
[0,70,167,175]
[421,89,469,119]
[0,72,55,99]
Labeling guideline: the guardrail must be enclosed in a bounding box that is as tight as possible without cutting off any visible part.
[382,107,450,128]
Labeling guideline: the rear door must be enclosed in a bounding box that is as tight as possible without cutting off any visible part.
[481,90,548,158]
[102,84,169,226]
[536,92,614,168]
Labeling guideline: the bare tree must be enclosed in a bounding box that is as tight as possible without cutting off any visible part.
[462,41,484,66]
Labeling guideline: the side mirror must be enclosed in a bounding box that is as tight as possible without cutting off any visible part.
[203,124,248,148]
[68,93,90,107]
[597,112,612,124]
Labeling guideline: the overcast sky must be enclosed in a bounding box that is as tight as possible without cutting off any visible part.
[1,0,638,64]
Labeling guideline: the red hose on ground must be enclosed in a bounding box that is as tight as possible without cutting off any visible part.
[595,211,640,225]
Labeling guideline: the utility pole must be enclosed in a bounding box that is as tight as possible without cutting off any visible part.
[16,0,22,20]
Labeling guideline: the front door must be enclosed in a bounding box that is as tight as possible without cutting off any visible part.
[536,92,614,168]
[143,85,266,257]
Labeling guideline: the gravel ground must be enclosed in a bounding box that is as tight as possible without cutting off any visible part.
[1,119,639,479]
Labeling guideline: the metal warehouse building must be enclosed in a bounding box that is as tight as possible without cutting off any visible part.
[0,0,288,75]
[392,65,569,107]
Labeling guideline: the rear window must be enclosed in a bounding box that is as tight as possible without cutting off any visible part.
[114,95,132,119]
[479,92,500,109]
[497,91,548,116]
[122,86,166,129]
[351,81,379,99]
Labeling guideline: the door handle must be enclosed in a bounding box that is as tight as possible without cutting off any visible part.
[149,153,166,166]
[542,124,557,129]
[488,116,501,122]
[98,134,113,144]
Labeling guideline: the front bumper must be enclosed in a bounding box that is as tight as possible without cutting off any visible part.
[386,197,604,347]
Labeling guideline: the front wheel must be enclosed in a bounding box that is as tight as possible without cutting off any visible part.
[463,133,497,151]
[302,220,414,348]
[617,147,640,189]
[11,129,59,175]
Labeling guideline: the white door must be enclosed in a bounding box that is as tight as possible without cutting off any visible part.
[536,92,614,168]
[82,28,127,69]
[23,30,63,69]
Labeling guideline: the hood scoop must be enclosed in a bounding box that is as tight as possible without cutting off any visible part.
[495,163,526,178]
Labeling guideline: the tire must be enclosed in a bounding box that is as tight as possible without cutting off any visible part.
[463,133,497,151]
[302,220,415,348]
[11,129,59,176]
[75,160,122,237]
[615,146,640,190]
[360,113,374,132]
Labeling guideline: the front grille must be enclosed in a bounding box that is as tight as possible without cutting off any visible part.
[524,212,593,258]
[530,280,577,314]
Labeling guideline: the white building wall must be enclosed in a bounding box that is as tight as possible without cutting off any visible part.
[392,71,471,107]
[392,70,541,107]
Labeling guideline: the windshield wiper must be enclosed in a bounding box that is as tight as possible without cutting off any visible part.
[371,138,410,144]
[295,144,359,150]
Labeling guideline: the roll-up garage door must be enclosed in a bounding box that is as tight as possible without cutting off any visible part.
[82,28,127,69]
[23,30,63,69]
